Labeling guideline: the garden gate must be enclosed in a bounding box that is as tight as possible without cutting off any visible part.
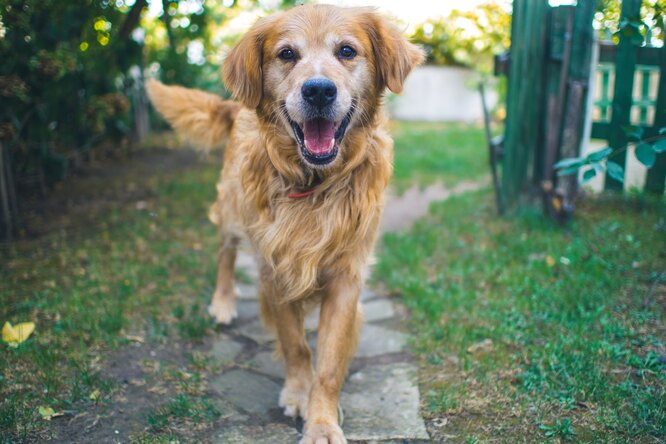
[498,0,666,219]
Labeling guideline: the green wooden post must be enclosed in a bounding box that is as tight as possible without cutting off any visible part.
[558,0,596,211]
[605,0,642,191]
[502,0,550,206]
[541,6,574,186]
[645,43,666,194]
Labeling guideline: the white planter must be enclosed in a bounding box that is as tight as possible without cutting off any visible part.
[388,65,497,122]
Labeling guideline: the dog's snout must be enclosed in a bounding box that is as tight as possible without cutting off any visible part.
[301,78,337,109]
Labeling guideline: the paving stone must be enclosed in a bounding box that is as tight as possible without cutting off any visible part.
[304,307,320,331]
[237,283,259,300]
[211,369,281,420]
[362,298,396,323]
[361,287,379,301]
[235,319,274,344]
[236,252,260,281]
[236,299,258,321]
[341,362,429,441]
[249,350,285,379]
[209,335,244,363]
[211,398,248,423]
[214,423,300,443]
[355,324,407,358]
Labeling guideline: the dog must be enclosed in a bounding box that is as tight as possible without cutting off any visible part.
[146,4,423,443]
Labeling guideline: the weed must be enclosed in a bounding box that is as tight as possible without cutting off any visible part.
[147,394,220,433]
[539,417,576,441]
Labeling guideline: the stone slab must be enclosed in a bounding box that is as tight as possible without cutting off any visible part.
[209,335,244,363]
[360,287,380,301]
[341,362,429,441]
[249,350,285,379]
[304,307,320,331]
[236,299,259,321]
[355,324,407,358]
[237,283,259,300]
[211,369,281,420]
[235,320,274,344]
[236,252,260,281]
[214,423,300,443]
[361,298,396,323]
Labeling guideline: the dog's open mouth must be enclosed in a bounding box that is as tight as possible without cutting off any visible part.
[286,105,354,166]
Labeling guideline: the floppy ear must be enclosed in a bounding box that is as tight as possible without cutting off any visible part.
[222,16,276,109]
[364,12,425,94]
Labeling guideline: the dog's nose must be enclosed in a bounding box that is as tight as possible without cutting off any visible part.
[301,78,337,109]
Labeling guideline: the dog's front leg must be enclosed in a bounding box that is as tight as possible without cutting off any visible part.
[301,277,362,444]
[272,299,314,420]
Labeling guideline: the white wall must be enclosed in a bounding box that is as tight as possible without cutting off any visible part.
[388,65,498,122]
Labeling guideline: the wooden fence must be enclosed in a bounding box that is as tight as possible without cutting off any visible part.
[590,0,666,193]
[499,0,665,218]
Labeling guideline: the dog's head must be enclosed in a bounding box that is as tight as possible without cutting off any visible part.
[223,5,423,170]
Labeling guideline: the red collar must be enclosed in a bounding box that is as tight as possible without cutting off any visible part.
[288,189,316,198]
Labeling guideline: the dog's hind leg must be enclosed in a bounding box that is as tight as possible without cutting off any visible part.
[208,230,240,324]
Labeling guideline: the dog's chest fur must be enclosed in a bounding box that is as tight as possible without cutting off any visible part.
[219,109,393,301]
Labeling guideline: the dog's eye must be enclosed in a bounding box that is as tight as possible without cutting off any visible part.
[278,48,296,61]
[338,45,356,60]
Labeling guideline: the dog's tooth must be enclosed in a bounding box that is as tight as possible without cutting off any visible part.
[328,138,335,149]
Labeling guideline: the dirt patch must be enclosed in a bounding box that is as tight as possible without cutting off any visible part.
[15,146,210,241]
[46,338,224,443]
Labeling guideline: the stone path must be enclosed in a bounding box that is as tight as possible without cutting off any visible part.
[207,182,481,443]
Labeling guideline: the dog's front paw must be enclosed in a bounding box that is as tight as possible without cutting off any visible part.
[207,293,238,325]
[300,422,346,444]
[279,380,310,420]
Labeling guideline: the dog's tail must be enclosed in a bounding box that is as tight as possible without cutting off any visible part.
[145,79,241,151]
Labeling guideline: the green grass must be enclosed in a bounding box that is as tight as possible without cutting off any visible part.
[391,121,488,190]
[146,393,220,433]
[375,189,666,442]
[0,155,222,441]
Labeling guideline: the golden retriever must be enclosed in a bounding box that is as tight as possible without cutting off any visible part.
[147,4,422,442]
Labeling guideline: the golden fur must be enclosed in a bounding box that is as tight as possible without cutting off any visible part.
[147,5,423,443]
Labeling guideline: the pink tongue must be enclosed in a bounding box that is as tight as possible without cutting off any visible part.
[303,118,335,155]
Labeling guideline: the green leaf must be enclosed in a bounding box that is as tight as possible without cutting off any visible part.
[557,165,581,177]
[622,125,643,141]
[554,157,583,170]
[606,161,625,183]
[582,168,597,183]
[635,143,656,168]
[586,147,612,162]
[653,139,666,153]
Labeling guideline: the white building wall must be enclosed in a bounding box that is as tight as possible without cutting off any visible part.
[388,65,498,122]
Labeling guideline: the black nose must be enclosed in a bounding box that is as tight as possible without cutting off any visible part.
[301,78,337,109]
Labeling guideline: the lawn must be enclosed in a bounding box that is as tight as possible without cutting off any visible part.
[0,147,225,441]
[376,190,666,442]
[390,121,488,190]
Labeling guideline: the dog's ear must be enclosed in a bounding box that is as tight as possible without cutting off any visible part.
[222,16,276,109]
[362,11,425,94]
